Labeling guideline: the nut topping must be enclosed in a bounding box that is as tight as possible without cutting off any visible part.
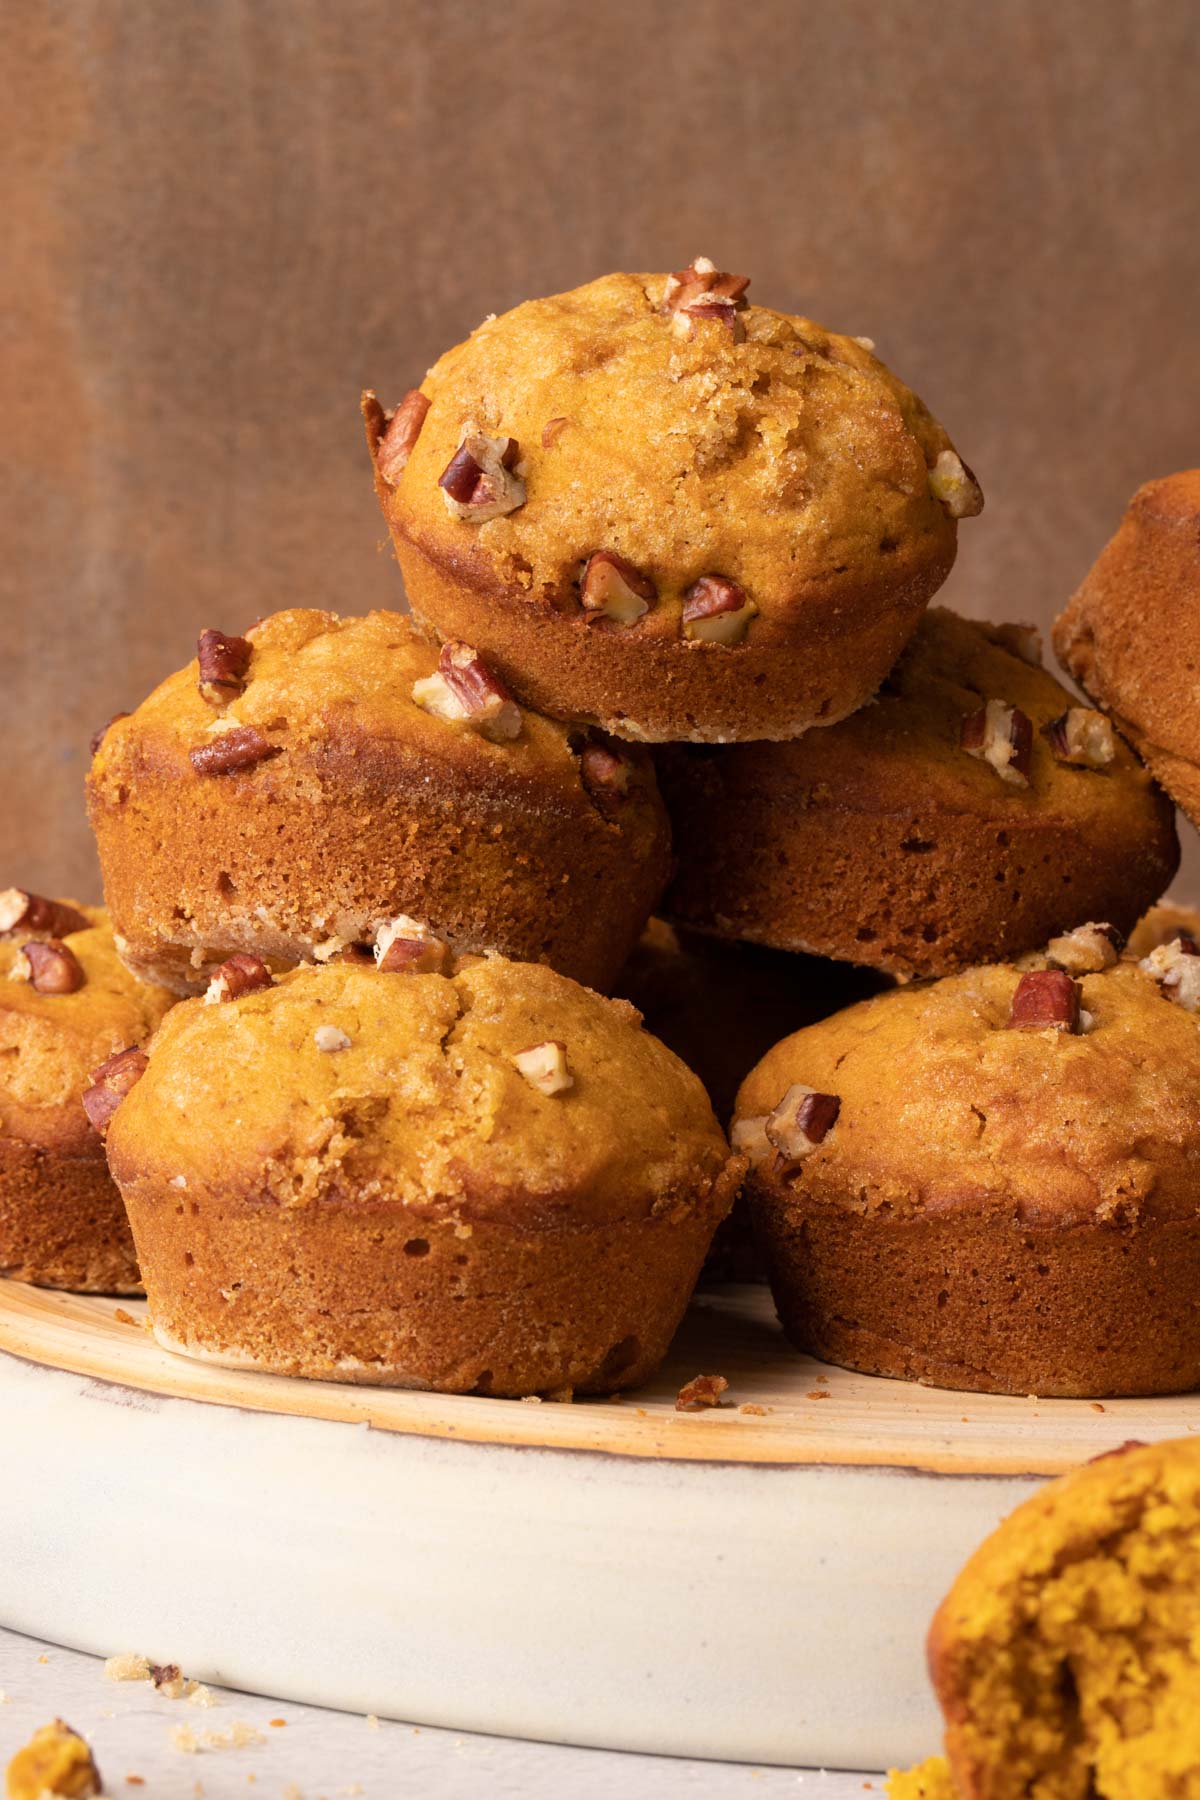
[438,426,526,522]
[579,551,657,625]
[90,712,130,757]
[1042,707,1116,769]
[189,726,281,777]
[10,939,86,995]
[82,1047,150,1135]
[579,738,633,815]
[960,700,1033,787]
[541,416,570,447]
[1046,922,1124,976]
[663,257,750,312]
[992,622,1043,667]
[1007,969,1081,1033]
[730,1115,772,1163]
[765,1084,841,1165]
[511,1040,574,1095]
[375,915,451,975]
[681,576,759,646]
[411,642,522,742]
[928,449,984,518]
[204,953,273,1003]
[1140,936,1200,1011]
[0,889,89,938]
[376,389,431,483]
[197,629,253,706]
[314,1024,353,1053]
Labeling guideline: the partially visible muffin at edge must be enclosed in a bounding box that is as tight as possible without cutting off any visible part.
[0,896,173,1292]
[657,608,1178,977]
[103,957,743,1394]
[87,608,670,996]
[1055,470,1200,829]
[735,947,1200,1397]
[366,261,981,743]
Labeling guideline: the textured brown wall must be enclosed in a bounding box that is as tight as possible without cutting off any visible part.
[6,0,1200,901]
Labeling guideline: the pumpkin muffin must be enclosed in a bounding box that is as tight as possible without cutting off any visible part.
[903,1438,1200,1799]
[735,941,1200,1396]
[1055,470,1200,829]
[87,608,669,996]
[365,259,979,743]
[0,894,173,1292]
[657,608,1178,977]
[103,955,742,1393]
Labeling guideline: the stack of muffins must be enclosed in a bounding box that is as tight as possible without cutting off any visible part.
[4,258,1198,1400]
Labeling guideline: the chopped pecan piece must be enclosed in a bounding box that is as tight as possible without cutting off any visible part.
[197,629,253,706]
[204,953,273,1003]
[438,426,526,521]
[730,1115,773,1163]
[89,711,130,757]
[376,388,431,483]
[1141,936,1200,1011]
[1046,922,1123,976]
[541,415,570,447]
[675,1373,729,1412]
[375,915,451,975]
[189,725,281,776]
[0,890,89,938]
[82,1047,149,1135]
[991,622,1043,667]
[580,551,657,625]
[1007,969,1081,1033]
[512,1040,573,1095]
[663,257,750,312]
[313,1024,352,1053]
[10,939,86,995]
[579,738,633,814]
[411,643,522,742]
[928,449,984,518]
[765,1084,841,1165]
[1042,707,1116,769]
[960,700,1033,787]
[681,576,759,645]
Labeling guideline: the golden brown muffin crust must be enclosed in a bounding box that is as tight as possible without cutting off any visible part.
[108,959,736,1231]
[88,608,670,994]
[658,609,1179,976]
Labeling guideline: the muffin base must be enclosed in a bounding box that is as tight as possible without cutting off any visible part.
[752,1183,1200,1397]
[656,759,1180,979]
[0,1138,141,1294]
[126,1186,735,1395]
[393,538,953,745]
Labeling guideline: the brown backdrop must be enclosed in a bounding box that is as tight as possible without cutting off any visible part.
[7,0,1200,900]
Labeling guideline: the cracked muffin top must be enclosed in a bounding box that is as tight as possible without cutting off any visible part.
[89,607,653,816]
[0,898,173,1158]
[376,263,977,629]
[735,952,1200,1231]
[105,957,738,1229]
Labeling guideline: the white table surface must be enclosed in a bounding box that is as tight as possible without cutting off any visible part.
[0,1627,890,1797]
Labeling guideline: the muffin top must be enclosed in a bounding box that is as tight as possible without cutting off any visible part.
[735,955,1200,1230]
[1055,471,1200,766]
[106,958,738,1229]
[89,608,657,823]
[376,265,976,632]
[0,901,174,1158]
[666,607,1170,825]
